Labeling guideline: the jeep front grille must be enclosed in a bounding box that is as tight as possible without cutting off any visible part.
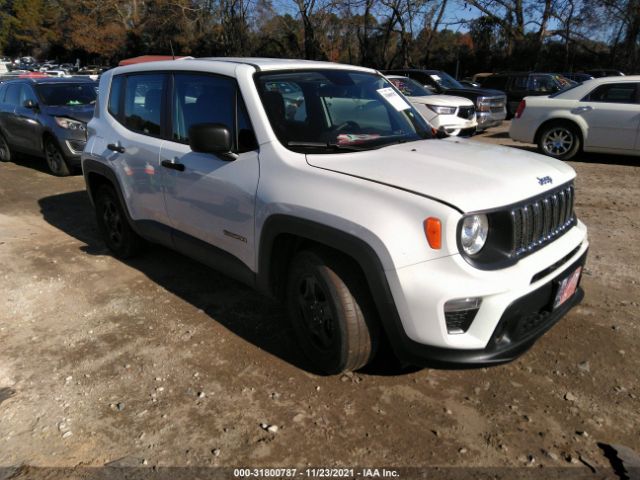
[511,184,575,255]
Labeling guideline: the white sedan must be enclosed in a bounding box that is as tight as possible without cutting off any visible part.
[386,75,477,136]
[510,75,640,160]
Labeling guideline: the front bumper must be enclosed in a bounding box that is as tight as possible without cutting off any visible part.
[383,221,588,367]
[476,110,506,130]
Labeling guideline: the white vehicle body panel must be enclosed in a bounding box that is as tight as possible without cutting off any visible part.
[84,58,588,358]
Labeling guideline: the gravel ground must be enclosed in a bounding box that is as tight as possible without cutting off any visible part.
[0,123,638,479]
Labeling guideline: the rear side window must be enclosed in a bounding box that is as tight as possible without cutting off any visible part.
[510,76,529,90]
[584,83,638,103]
[5,84,21,106]
[482,76,507,90]
[108,75,124,118]
[123,74,166,137]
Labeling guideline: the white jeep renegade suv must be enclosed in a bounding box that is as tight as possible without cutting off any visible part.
[82,58,589,374]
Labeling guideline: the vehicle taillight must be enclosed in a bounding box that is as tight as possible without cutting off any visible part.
[515,100,526,119]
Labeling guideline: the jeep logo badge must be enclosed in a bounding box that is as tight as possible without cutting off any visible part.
[537,176,553,186]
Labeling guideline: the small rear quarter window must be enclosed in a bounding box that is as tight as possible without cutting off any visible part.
[108,75,124,118]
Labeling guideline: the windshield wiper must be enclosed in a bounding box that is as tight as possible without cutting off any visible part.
[287,141,368,152]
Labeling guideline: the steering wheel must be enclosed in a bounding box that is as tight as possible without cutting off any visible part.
[334,121,361,132]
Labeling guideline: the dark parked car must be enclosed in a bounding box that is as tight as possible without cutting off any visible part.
[382,69,506,130]
[0,77,97,175]
[480,72,574,117]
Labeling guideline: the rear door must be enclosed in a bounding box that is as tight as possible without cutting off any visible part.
[159,72,260,270]
[1,83,22,147]
[0,83,15,146]
[11,83,42,154]
[93,72,171,227]
[577,82,640,151]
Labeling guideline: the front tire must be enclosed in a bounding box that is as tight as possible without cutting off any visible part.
[44,137,71,176]
[537,122,581,160]
[286,249,379,374]
[94,184,143,259]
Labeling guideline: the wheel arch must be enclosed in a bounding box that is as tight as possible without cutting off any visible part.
[257,214,413,361]
[534,116,586,147]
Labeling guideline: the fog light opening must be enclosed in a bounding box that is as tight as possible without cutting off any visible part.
[444,297,482,334]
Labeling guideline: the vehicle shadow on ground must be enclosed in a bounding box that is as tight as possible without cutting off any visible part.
[38,190,409,377]
[4,153,82,176]
[502,145,639,167]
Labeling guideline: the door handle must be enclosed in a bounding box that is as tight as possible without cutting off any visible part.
[107,143,125,153]
[161,159,185,172]
[571,106,593,114]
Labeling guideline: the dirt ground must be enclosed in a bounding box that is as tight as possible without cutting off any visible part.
[0,123,638,479]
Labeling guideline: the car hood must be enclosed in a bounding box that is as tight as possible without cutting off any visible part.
[306,138,575,213]
[407,95,474,107]
[445,87,505,98]
[42,104,95,123]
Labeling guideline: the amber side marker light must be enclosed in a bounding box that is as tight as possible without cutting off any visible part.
[424,217,442,249]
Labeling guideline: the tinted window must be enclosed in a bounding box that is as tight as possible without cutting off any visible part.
[123,74,165,137]
[5,84,21,106]
[528,75,556,93]
[35,83,96,106]
[19,85,38,105]
[237,97,257,153]
[482,76,507,90]
[108,76,124,117]
[510,76,529,90]
[171,73,235,144]
[585,83,638,103]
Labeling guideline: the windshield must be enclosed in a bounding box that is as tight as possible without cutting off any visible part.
[388,77,432,97]
[36,83,97,106]
[430,71,464,90]
[255,70,432,153]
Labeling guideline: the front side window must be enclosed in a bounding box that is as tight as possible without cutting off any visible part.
[171,73,235,144]
[35,83,96,106]
[256,70,432,153]
[5,84,22,106]
[584,83,638,103]
[123,74,166,137]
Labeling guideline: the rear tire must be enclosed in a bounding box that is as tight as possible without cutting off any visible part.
[44,137,71,176]
[286,249,379,374]
[94,184,143,259]
[0,132,11,162]
[537,121,581,161]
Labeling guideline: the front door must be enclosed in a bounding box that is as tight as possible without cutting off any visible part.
[578,82,640,151]
[160,72,259,271]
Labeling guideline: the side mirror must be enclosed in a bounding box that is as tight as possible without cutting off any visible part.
[188,123,238,161]
[23,99,37,109]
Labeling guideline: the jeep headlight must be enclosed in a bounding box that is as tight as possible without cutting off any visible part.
[460,214,488,255]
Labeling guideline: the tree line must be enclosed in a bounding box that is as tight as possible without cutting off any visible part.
[0,0,638,76]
